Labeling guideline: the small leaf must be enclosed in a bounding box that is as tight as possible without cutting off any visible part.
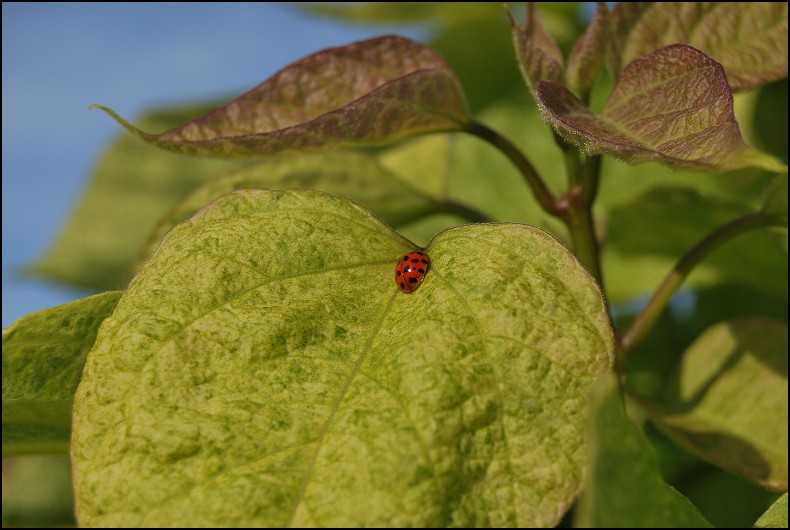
[93,36,470,157]
[2,291,122,456]
[566,2,608,100]
[509,3,565,97]
[653,318,788,491]
[132,150,440,273]
[72,189,613,527]
[754,493,788,528]
[763,174,788,227]
[610,2,789,90]
[575,373,713,528]
[538,44,785,171]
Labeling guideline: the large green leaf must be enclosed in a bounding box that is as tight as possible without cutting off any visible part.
[754,493,788,528]
[93,36,470,157]
[610,2,789,91]
[33,107,240,291]
[651,318,788,491]
[575,373,713,527]
[2,291,122,456]
[538,45,785,172]
[763,173,788,228]
[71,189,613,527]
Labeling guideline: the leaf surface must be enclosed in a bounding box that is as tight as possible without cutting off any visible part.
[93,36,470,157]
[2,292,122,456]
[538,45,785,171]
[652,318,788,491]
[610,2,789,90]
[575,373,713,527]
[753,493,788,528]
[71,189,613,527]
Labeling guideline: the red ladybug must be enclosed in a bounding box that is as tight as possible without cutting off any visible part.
[395,251,430,294]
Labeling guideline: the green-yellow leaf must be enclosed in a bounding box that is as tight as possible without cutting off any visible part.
[93,36,470,157]
[2,291,122,456]
[651,318,788,491]
[509,3,565,98]
[538,45,785,172]
[754,493,788,528]
[575,373,713,528]
[72,189,613,527]
[610,2,789,91]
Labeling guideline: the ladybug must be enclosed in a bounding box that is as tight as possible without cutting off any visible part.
[395,251,430,294]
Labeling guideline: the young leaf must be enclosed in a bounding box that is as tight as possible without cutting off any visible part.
[762,173,788,228]
[566,2,608,100]
[610,2,789,91]
[2,291,122,456]
[575,373,713,527]
[754,493,788,528]
[509,3,565,97]
[71,189,613,527]
[650,318,788,491]
[92,36,470,157]
[538,45,785,172]
[132,150,440,273]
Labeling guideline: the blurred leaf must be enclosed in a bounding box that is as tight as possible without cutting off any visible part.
[763,174,788,227]
[509,3,565,97]
[538,45,785,172]
[754,493,788,528]
[652,318,788,491]
[610,2,789,91]
[2,291,122,456]
[753,78,789,159]
[2,455,75,527]
[33,106,240,291]
[679,466,783,528]
[575,373,713,527]
[603,187,788,302]
[72,189,613,527]
[566,2,608,100]
[93,36,470,157]
[132,150,442,273]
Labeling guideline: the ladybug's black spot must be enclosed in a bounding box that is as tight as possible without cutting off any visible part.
[422,259,428,264]
[417,268,425,274]
[408,277,418,283]
[404,266,411,272]
[415,251,424,255]
[411,258,420,263]
[396,270,402,276]
[402,256,409,261]
[399,282,406,289]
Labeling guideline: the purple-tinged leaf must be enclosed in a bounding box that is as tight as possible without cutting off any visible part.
[509,3,564,97]
[538,45,785,171]
[92,36,470,157]
[610,2,788,91]
[566,2,609,100]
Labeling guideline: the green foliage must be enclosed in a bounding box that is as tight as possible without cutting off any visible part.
[5,2,788,527]
[2,292,122,456]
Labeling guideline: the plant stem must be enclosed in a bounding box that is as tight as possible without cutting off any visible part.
[465,120,563,218]
[618,211,770,360]
[438,200,494,223]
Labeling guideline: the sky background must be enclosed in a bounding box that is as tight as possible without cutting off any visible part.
[2,2,428,328]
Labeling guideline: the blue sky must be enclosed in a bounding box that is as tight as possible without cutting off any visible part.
[2,3,426,327]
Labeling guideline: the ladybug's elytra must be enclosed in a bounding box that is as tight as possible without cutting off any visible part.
[395,251,430,294]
